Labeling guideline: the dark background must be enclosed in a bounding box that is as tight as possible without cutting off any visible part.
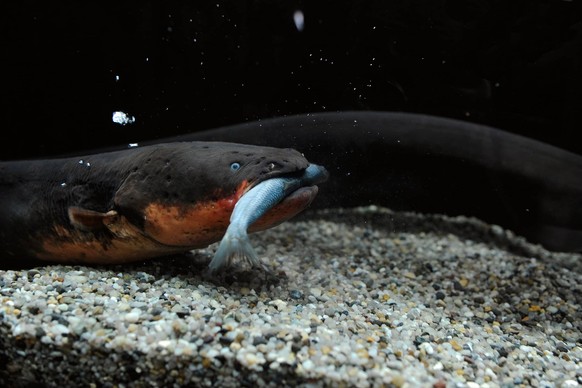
[2,0,581,160]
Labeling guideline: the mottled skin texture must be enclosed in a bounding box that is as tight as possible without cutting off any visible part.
[0,142,319,265]
[151,111,582,253]
[2,111,581,270]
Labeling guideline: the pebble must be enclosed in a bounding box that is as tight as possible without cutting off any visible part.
[1,206,581,387]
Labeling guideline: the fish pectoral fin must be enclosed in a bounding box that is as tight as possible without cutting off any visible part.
[68,206,120,231]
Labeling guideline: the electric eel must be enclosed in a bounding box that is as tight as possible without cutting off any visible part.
[1,111,581,271]
[145,111,582,254]
[0,142,328,269]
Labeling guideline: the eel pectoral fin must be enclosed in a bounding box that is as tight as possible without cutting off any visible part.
[68,206,155,241]
[45,206,178,264]
[68,207,120,231]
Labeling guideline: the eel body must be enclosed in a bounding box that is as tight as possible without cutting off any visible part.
[1,111,580,269]
[147,111,582,253]
[0,141,324,266]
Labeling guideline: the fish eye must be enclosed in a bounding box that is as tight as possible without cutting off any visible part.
[230,162,241,171]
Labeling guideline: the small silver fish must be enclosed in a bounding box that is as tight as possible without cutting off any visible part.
[208,163,328,273]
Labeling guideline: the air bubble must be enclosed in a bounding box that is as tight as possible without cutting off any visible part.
[293,10,304,32]
[112,111,136,125]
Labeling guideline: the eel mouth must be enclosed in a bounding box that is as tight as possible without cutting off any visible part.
[244,162,329,196]
[249,185,319,232]
[139,164,327,248]
[248,163,328,231]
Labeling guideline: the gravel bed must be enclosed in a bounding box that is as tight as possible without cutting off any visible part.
[1,206,581,387]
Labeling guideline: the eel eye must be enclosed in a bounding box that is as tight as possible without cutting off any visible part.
[230,162,241,171]
[268,163,275,170]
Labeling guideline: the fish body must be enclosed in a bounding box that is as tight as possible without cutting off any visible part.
[0,141,327,267]
[209,163,328,272]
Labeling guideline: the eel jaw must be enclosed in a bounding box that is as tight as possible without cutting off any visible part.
[249,185,319,233]
[140,180,319,249]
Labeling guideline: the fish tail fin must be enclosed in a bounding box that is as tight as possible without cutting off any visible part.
[208,230,263,273]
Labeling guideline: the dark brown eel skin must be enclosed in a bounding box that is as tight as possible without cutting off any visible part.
[0,142,323,269]
[1,111,581,271]
[147,111,582,254]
